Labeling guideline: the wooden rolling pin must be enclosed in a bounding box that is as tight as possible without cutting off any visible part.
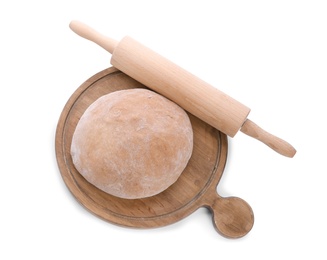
[69,20,296,158]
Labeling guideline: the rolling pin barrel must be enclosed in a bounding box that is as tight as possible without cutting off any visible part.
[69,21,296,158]
[111,36,250,137]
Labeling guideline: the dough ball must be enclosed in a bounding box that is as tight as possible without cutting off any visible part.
[71,89,193,199]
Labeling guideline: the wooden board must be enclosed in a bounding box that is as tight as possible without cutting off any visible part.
[55,67,254,238]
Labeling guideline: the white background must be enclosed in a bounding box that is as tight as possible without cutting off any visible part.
[1,0,326,259]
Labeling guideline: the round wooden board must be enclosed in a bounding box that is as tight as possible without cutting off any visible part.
[55,67,254,238]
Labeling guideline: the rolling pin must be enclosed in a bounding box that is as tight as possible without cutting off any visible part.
[69,21,296,158]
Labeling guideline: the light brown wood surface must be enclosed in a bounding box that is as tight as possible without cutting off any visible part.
[55,67,254,238]
[240,119,296,158]
[111,36,250,137]
[69,20,296,157]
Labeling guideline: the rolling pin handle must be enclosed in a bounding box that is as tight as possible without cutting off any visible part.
[69,20,118,54]
[240,119,296,158]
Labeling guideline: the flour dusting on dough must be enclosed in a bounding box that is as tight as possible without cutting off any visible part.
[71,89,193,199]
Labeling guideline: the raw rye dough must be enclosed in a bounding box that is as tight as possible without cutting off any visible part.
[71,89,193,199]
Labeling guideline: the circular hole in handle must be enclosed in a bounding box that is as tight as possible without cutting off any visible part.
[210,195,254,238]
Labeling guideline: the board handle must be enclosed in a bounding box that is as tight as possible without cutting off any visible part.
[240,119,296,158]
[69,20,118,54]
[208,195,254,238]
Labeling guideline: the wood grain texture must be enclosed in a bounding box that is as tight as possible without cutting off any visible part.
[55,67,254,238]
[111,36,250,137]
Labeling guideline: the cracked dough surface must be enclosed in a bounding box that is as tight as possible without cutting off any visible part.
[71,89,193,199]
